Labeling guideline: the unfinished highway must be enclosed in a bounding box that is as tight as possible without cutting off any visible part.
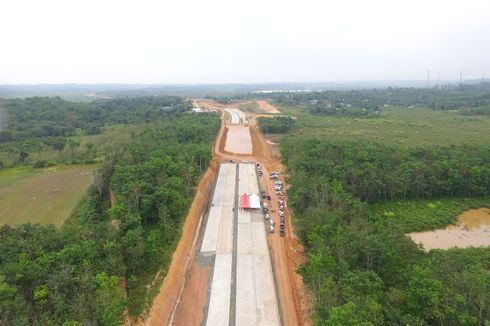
[200,162,280,326]
[154,103,306,326]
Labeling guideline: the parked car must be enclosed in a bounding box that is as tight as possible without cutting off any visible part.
[269,219,275,226]
[279,225,285,236]
[264,213,270,220]
[269,225,275,233]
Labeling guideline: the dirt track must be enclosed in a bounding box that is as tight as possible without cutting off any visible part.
[256,100,281,114]
[142,100,311,325]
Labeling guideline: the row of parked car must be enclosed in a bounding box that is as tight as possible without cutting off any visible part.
[253,163,287,236]
[256,166,286,237]
[256,163,264,176]
[267,200,285,236]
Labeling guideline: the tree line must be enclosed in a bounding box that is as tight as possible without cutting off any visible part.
[282,139,490,203]
[266,82,490,116]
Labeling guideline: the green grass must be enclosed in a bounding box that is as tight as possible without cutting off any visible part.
[275,103,490,147]
[0,164,98,226]
[239,101,261,112]
[368,196,490,232]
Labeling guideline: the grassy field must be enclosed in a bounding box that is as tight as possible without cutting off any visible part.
[238,101,262,113]
[0,164,98,226]
[276,103,490,147]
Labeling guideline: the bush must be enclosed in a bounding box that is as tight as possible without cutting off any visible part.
[33,160,48,168]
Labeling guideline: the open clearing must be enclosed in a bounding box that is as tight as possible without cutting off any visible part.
[224,125,253,154]
[0,165,96,226]
[256,100,281,114]
[409,208,490,250]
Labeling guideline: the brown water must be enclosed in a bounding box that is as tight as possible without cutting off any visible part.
[408,208,490,250]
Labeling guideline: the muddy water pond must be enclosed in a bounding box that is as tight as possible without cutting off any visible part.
[408,208,490,250]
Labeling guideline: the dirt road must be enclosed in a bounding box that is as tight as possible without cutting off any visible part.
[142,100,311,325]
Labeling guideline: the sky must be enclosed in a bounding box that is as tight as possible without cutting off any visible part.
[1,0,489,84]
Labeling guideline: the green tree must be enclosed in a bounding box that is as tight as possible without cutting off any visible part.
[406,267,444,322]
[95,273,126,326]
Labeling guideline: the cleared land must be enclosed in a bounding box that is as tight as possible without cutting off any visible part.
[256,100,281,114]
[224,125,253,155]
[223,107,253,155]
[0,165,96,226]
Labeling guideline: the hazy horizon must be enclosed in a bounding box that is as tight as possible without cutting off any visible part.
[1,0,489,84]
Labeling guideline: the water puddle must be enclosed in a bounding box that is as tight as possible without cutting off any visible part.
[408,208,490,250]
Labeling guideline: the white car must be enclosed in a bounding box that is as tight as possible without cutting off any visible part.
[269,219,275,226]
[269,225,275,233]
[264,213,270,220]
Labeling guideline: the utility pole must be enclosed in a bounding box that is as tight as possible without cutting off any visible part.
[427,70,431,88]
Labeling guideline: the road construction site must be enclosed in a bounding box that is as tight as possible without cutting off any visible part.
[225,108,248,125]
[201,162,280,326]
[224,108,253,154]
[145,101,310,326]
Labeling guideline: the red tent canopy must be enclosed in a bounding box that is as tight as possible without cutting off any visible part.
[240,193,250,209]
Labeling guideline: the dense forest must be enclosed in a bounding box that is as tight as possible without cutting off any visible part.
[282,136,490,325]
[0,113,220,325]
[283,140,490,202]
[0,96,192,168]
[268,82,490,117]
[0,96,189,142]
